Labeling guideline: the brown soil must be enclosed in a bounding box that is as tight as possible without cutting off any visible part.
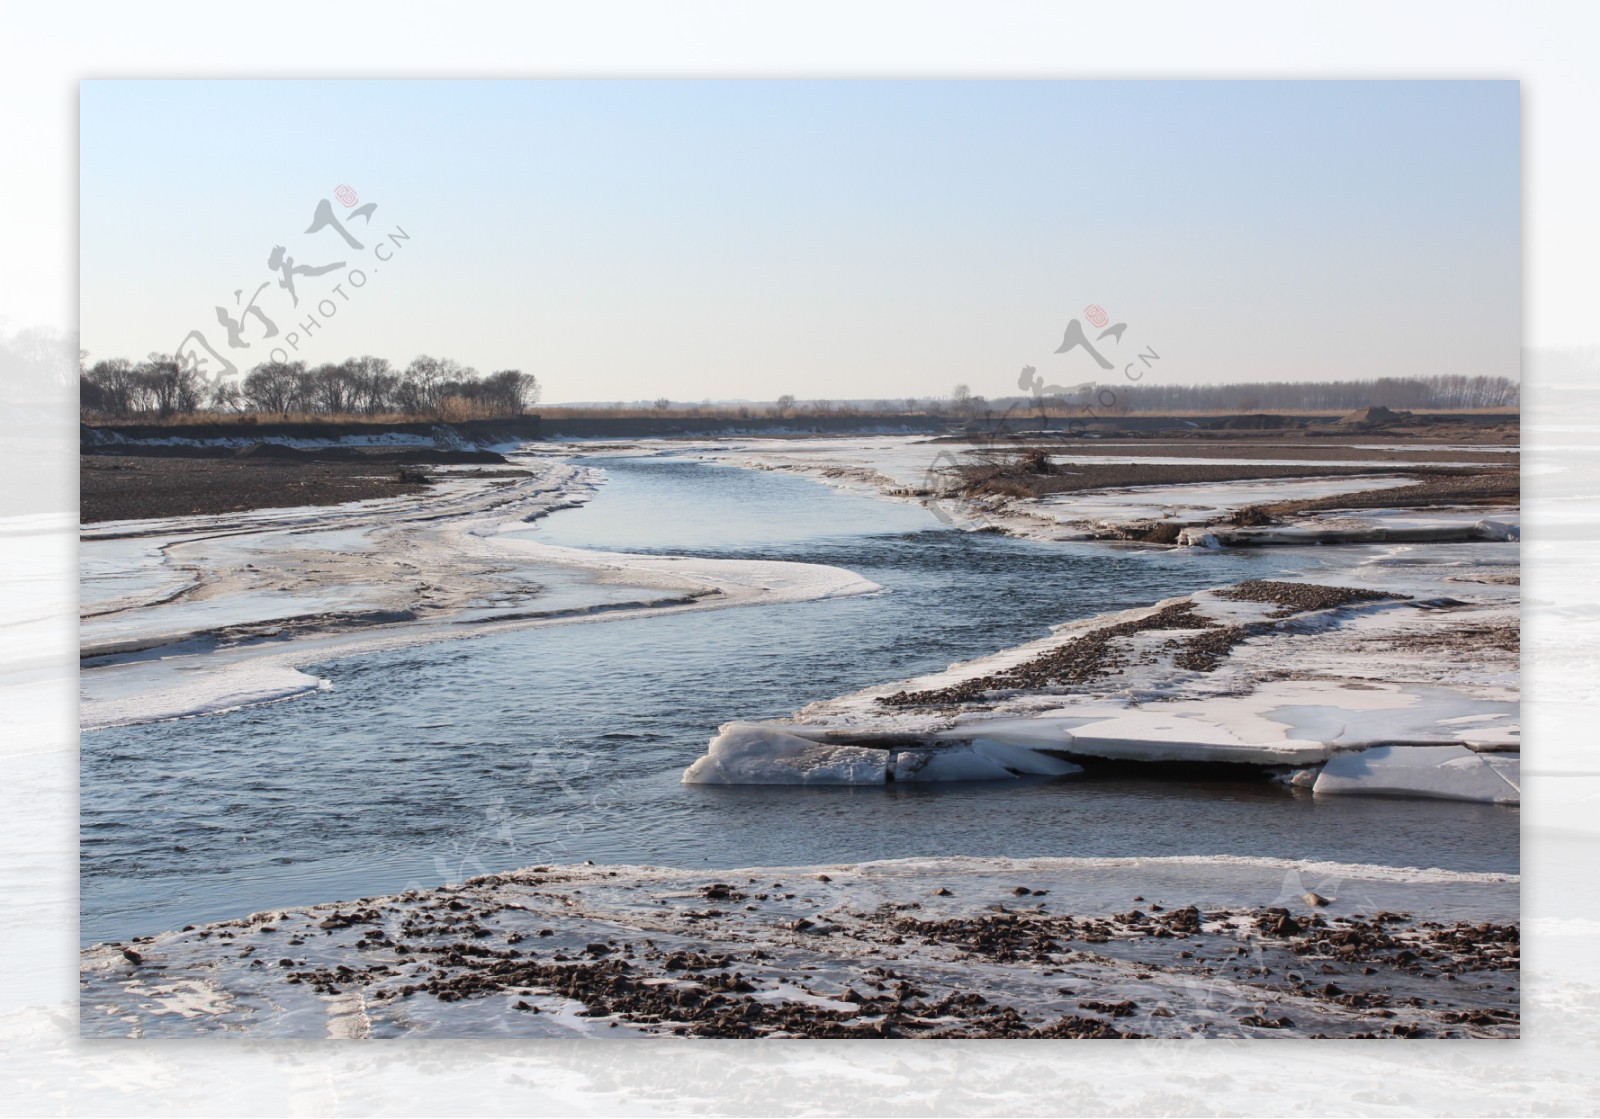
[953,460,1507,502]
[878,600,1216,707]
[80,454,526,523]
[878,582,1409,708]
[1213,580,1410,617]
[1356,623,1520,657]
[1260,472,1521,515]
[936,420,1519,460]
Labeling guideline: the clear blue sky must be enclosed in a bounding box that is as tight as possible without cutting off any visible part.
[80,80,1519,403]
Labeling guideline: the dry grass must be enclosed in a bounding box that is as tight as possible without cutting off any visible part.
[81,409,525,427]
[533,404,912,421]
[84,403,922,426]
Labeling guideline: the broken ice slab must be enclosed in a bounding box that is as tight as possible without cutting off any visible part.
[1312,745,1521,804]
[681,723,1083,786]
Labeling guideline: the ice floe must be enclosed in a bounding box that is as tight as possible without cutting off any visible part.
[1180,507,1521,548]
[1313,745,1521,804]
[682,723,1086,786]
[682,725,889,785]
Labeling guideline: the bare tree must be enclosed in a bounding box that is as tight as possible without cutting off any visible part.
[482,370,538,415]
[243,360,304,415]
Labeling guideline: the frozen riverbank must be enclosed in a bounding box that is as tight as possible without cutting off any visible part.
[80,853,1517,1039]
[80,455,882,728]
[683,552,1520,804]
[80,437,1520,1040]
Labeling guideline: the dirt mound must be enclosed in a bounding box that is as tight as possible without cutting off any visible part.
[1338,405,1412,427]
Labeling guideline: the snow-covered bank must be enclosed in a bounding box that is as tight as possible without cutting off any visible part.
[619,435,1518,547]
[80,454,881,729]
[682,553,1520,804]
[1180,507,1521,548]
[80,853,1517,1039]
[1028,475,1423,530]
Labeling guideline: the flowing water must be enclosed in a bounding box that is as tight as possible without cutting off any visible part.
[80,456,1518,943]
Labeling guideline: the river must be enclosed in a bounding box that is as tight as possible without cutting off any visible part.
[79,454,1518,943]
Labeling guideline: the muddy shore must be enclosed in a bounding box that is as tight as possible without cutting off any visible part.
[80,452,525,523]
[80,860,1518,1039]
[954,460,1515,502]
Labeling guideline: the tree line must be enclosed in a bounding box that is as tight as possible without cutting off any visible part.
[80,354,540,420]
[1081,375,1519,413]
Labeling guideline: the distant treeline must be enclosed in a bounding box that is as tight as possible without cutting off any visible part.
[1059,375,1519,413]
[80,358,1515,425]
[79,355,540,421]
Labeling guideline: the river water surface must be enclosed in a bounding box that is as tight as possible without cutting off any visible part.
[80,455,1518,943]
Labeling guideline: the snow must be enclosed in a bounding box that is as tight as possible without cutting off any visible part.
[968,736,1084,776]
[683,678,1517,789]
[891,748,1015,782]
[78,852,1519,1040]
[660,436,1507,487]
[677,531,1519,804]
[682,724,888,785]
[81,655,332,728]
[1313,745,1522,804]
[682,725,1087,785]
[1063,710,1330,766]
[1029,475,1419,529]
[1180,507,1521,548]
[889,737,1084,782]
[80,456,883,729]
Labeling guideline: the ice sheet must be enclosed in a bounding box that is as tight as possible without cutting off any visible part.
[1182,507,1522,548]
[1314,745,1521,804]
[682,550,1519,803]
[1029,475,1419,528]
[80,456,882,729]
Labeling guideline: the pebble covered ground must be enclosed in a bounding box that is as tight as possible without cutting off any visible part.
[877,582,1408,707]
[81,859,1518,1039]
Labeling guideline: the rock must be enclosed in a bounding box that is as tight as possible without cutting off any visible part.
[1303,891,1331,907]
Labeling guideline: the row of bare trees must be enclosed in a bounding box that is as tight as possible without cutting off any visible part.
[1106,375,1519,413]
[81,354,540,420]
